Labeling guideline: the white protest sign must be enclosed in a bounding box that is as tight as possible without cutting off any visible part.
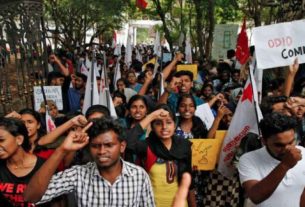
[33,86,63,111]
[195,103,215,130]
[253,19,305,69]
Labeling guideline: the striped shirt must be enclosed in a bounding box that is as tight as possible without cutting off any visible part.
[37,160,155,207]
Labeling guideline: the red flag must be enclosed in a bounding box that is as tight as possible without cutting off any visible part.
[236,18,250,65]
[136,0,148,10]
[217,68,263,178]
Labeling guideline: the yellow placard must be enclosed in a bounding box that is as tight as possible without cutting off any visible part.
[215,130,227,161]
[142,57,157,71]
[215,130,227,143]
[176,64,198,79]
[190,133,226,171]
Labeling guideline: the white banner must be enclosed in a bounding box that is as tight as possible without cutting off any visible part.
[33,86,63,111]
[253,19,305,69]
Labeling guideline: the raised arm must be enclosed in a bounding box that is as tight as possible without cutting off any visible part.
[207,104,229,138]
[283,58,299,97]
[208,93,225,107]
[38,115,88,146]
[126,109,169,151]
[5,111,22,119]
[162,52,184,80]
[138,70,154,95]
[158,76,180,104]
[24,123,92,203]
[239,146,301,204]
[49,54,70,77]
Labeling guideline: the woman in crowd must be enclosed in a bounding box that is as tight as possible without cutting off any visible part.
[175,93,215,207]
[126,104,196,207]
[112,91,127,118]
[0,117,48,206]
[18,108,65,166]
[127,71,143,93]
[7,108,77,170]
[122,95,150,162]
[123,95,149,134]
[176,93,209,139]
[200,83,215,102]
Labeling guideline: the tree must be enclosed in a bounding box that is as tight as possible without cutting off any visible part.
[43,0,128,50]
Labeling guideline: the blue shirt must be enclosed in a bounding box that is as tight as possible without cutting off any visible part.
[129,83,143,93]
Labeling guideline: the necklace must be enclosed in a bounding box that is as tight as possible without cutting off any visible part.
[7,159,36,170]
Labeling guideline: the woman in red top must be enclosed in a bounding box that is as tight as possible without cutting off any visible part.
[0,117,47,206]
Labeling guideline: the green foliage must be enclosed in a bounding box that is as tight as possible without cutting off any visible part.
[43,0,128,49]
[215,0,242,24]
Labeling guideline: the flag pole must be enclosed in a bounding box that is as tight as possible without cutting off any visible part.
[39,76,53,129]
[103,51,110,109]
[248,57,262,138]
[90,48,96,106]
[159,47,163,73]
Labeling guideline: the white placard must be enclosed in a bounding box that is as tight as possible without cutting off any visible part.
[253,19,305,69]
[33,86,63,111]
[195,103,215,130]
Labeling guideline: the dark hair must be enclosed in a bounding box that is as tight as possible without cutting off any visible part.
[260,96,288,114]
[47,71,65,85]
[175,70,194,81]
[259,112,297,139]
[231,69,240,75]
[19,108,42,122]
[85,105,110,119]
[127,71,136,77]
[201,83,214,91]
[75,72,87,82]
[127,95,148,111]
[217,62,232,74]
[146,63,155,70]
[227,49,235,59]
[87,117,125,142]
[177,93,197,112]
[116,78,127,86]
[0,117,31,152]
[19,108,46,138]
[151,104,176,126]
[113,91,127,104]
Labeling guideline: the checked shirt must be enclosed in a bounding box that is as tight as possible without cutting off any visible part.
[37,160,155,207]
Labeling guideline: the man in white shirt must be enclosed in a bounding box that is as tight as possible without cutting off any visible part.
[238,112,305,207]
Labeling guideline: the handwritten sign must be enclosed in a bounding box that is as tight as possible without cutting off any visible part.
[191,137,224,171]
[176,64,198,80]
[33,86,63,111]
[253,19,305,69]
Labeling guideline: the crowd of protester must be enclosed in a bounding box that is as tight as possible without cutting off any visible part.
[1,43,305,207]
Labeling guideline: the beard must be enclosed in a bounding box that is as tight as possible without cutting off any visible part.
[266,145,284,161]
